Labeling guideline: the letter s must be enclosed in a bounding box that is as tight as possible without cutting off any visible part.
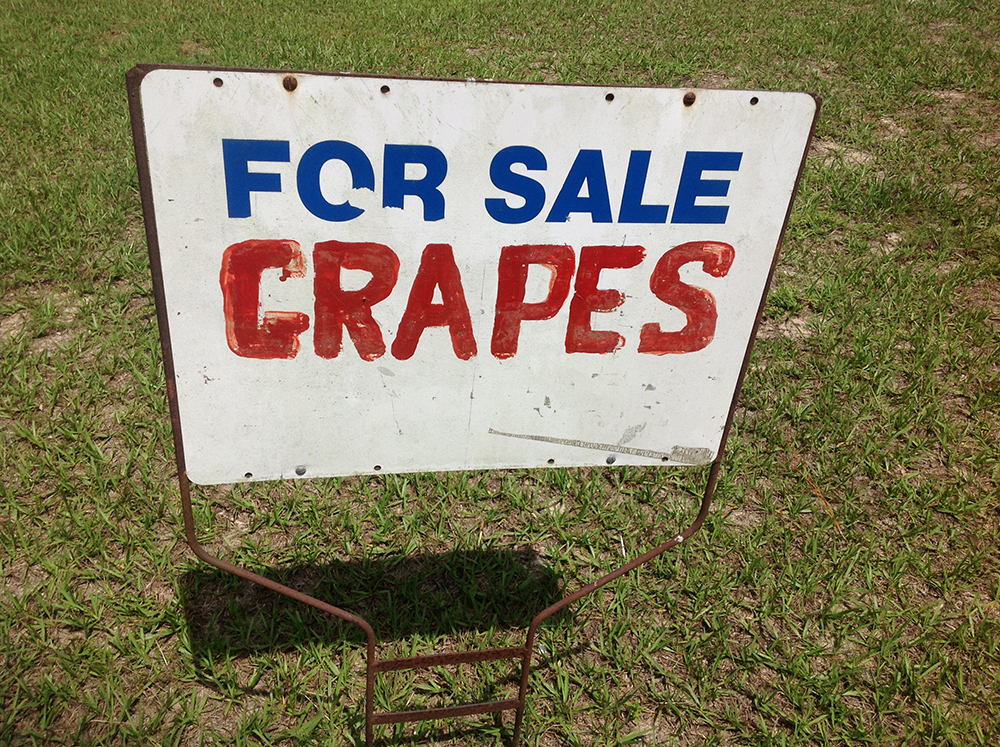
[638,241,734,354]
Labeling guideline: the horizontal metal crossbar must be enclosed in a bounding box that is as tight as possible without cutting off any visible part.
[373,646,528,673]
[372,698,521,725]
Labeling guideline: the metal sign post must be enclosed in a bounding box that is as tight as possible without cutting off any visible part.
[128,65,818,745]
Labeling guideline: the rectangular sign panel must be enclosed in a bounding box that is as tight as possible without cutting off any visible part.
[130,66,817,485]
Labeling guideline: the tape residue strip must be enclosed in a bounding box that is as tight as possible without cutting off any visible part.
[488,428,712,464]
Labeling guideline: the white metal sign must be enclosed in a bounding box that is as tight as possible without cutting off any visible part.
[132,67,816,485]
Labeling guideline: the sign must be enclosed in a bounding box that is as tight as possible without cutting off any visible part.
[130,66,817,485]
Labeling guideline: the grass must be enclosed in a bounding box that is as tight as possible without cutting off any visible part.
[2,0,999,744]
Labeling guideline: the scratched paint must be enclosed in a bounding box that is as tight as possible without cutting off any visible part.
[137,69,817,483]
[492,245,574,359]
[638,241,735,354]
[220,241,730,362]
[220,239,309,359]
[391,244,477,361]
[313,240,399,361]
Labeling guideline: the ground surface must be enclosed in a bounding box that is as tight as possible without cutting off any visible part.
[1,1,998,745]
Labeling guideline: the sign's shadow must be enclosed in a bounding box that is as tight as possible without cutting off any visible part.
[179,546,561,671]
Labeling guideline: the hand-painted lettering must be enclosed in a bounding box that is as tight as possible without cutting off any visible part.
[219,239,737,361]
[565,245,645,354]
[491,244,575,359]
[638,241,735,354]
[313,241,399,360]
[220,239,310,358]
[391,244,477,360]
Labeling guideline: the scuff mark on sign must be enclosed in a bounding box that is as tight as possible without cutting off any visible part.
[377,367,404,435]
[618,423,646,445]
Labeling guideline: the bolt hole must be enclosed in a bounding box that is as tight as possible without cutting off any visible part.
[606,455,616,465]
[374,465,382,471]
[283,75,298,92]
[661,457,669,462]
[295,465,306,476]
[605,92,614,102]
[380,85,390,94]
[750,96,759,105]
[213,78,223,88]
[547,458,555,465]
[683,91,696,107]
[244,472,252,479]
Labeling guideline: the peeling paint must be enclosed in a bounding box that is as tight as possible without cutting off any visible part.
[618,423,645,445]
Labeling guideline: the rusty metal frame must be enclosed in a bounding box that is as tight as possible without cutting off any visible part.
[128,64,818,746]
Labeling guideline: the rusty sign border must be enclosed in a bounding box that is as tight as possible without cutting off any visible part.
[127,63,819,746]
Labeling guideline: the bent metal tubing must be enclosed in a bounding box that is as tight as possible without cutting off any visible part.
[177,457,720,747]
[176,475,383,744]
[512,459,720,747]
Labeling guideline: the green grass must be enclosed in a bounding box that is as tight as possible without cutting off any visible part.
[2,0,999,745]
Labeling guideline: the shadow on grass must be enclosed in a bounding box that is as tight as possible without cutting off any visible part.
[179,547,562,666]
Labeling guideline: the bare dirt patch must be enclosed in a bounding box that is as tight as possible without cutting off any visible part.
[124,217,144,246]
[871,231,905,256]
[725,507,766,528]
[2,288,88,353]
[809,139,873,166]
[926,21,956,45]
[931,89,968,105]
[757,313,814,340]
[878,116,908,139]
[918,90,1000,157]
[180,39,212,58]
[31,329,75,354]
[2,560,49,601]
[960,276,1000,322]
[0,309,30,342]
[700,71,736,88]
[974,129,1000,149]
[808,60,838,80]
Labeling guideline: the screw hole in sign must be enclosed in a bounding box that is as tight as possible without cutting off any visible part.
[750,96,759,105]
[213,78,223,88]
[547,459,555,464]
[605,92,614,102]
[380,85,390,94]
[283,76,298,92]
[244,472,252,479]
[374,465,382,471]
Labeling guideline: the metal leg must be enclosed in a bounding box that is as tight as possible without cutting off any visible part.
[510,460,720,746]
[178,460,719,746]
